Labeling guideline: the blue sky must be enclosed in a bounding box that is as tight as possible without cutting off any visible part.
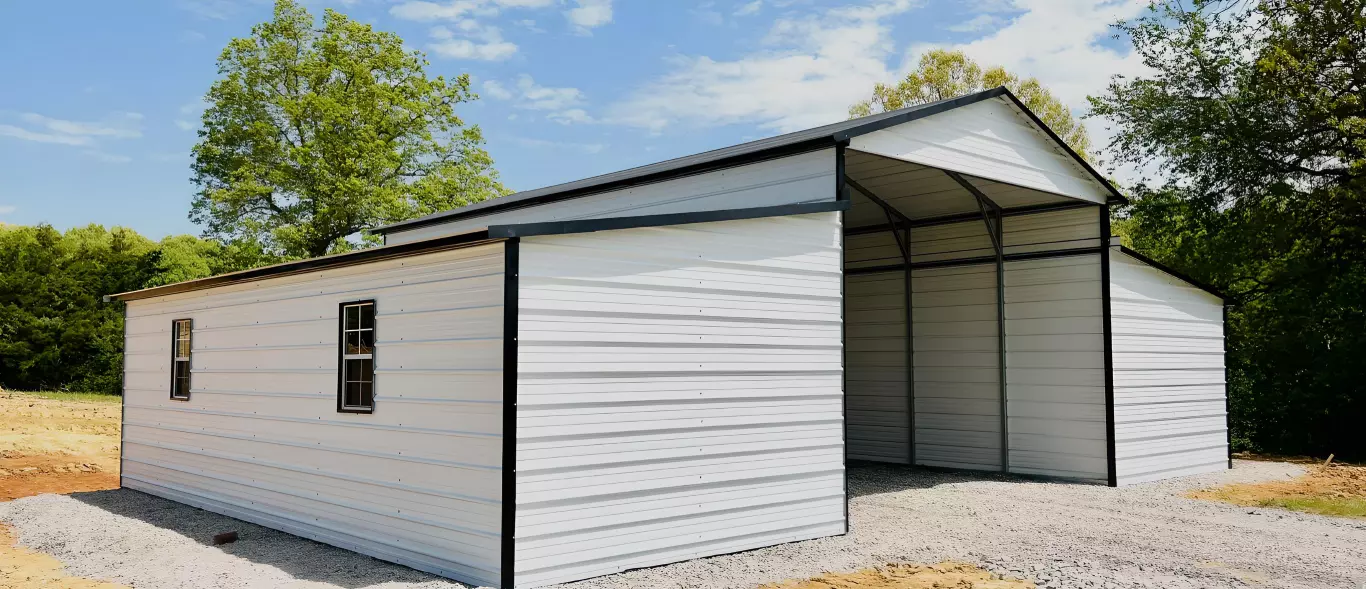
[0,0,1146,239]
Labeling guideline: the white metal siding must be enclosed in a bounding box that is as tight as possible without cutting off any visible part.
[120,245,506,587]
[1109,250,1228,485]
[848,98,1109,204]
[387,149,836,244]
[513,212,845,588]
[1004,255,1108,481]
[911,263,1002,471]
[845,271,909,463]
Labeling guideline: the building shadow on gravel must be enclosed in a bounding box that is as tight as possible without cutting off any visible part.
[68,488,471,589]
[847,461,1103,498]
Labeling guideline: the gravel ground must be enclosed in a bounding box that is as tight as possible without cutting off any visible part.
[3,460,1364,589]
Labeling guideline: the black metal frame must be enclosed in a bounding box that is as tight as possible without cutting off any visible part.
[120,304,128,488]
[844,201,1099,236]
[945,171,1010,473]
[1100,208,1118,486]
[500,238,520,589]
[844,175,917,466]
[336,300,377,415]
[169,318,193,401]
[488,201,848,239]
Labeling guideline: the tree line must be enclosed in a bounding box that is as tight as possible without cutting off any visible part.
[1,0,1360,460]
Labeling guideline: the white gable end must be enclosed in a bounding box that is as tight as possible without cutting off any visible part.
[849,98,1109,204]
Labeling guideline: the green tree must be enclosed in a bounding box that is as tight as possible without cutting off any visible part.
[191,0,508,259]
[850,49,1092,159]
[1091,0,1366,459]
[0,224,279,394]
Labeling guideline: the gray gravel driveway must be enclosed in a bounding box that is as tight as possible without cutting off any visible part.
[2,460,1363,589]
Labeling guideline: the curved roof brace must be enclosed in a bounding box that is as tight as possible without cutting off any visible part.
[946,170,1010,474]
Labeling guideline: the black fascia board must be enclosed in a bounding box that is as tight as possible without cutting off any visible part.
[488,200,849,239]
[1115,245,1230,301]
[993,89,1128,206]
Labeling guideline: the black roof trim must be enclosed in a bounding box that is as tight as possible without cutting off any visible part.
[489,200,848,238]
[995,90,1128,205]
[106,229,498,302]
[376,86,1112,236]
[1115,245,1229,301]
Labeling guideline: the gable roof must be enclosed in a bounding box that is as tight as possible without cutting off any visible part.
[375,87,1124,236]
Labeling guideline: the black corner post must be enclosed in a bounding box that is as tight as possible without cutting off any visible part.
[1100,206,1118,487]
[844,173,917,467]
[501,237,520,589]
[828,135,856,512]
[944,171,1008,473]
[1223,303,1231,470]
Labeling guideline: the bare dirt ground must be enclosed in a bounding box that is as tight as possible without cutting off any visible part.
[1,391,125,589]
[1189,458,1366,519]
[0,391,120,501]
[755,562,1034,589]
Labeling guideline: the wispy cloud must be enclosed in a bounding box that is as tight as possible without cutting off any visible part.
[606,0,919,133]
[734,0,762,16]
[948,13,1003,32]
[483,75,594,123]
[509,135,605,154]
[0,112,144,150]
[0,205,16,215]
[428,22,519,61]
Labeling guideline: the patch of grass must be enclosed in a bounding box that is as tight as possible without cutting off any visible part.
[2,390,120,404]
[1254,497,1366,518]
[1190,461,1366,519]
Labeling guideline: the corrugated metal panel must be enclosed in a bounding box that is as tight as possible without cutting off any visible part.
[911,263,1002,471]
[120,245,506,587]
[387,149,835,244]
[1109,250,1228,486]
[845,271,909,463]
[848,99,1110,204]
[1004,254,1108,481]
[513,212,845,588]
[843,150,1076,226]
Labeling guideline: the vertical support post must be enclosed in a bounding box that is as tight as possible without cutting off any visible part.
[501,237,520,588]
[993,202,1007,474]
[845,174,917,467]
[945,170,1008,473]
[120,304,128,489]
[1223,304,1231,470]
[835,143,850,532]
[1100,207,1118,487]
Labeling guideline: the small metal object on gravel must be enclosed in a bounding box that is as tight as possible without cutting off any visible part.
[1,460,1363,589]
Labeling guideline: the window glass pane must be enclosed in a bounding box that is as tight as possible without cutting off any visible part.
[358,329,374,355]
[359,381,373,408]
[344,380,361,407]
[359,358,373,383]
[360,303,374,330]
[173,360,190,397]
[346,331,361,355]
[346,305,359,330]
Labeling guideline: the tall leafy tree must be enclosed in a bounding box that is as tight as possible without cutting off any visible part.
[1092,0,1366,459]
[191,0,508,258]
[850,49,1092,159]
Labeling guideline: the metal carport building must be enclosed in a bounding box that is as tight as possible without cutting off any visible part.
[108,87,1229,589]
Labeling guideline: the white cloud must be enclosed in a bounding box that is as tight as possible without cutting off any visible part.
[486,75,593,123]
[0,111,144,148]
[547,108,596,125]
[606,0,918,133]
[428,22,519,61]
[482,80,515,100]
[0,205,16,215]
[948,13,1002,32]
[566,0,613,33]
[391,0,556,21]
[510,136,605,154]
[734,0,762,16]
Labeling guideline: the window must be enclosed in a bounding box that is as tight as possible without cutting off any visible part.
[171,319,192,400]
[338,301,375,412]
